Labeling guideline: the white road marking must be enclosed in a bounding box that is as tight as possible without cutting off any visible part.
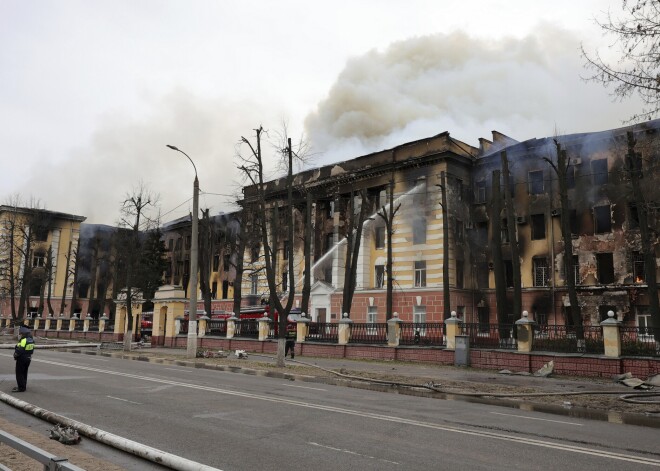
[309,441,399,465]
[164,368,193,373]
[490,411,584,426]
[27,357,660,467]
[106,395,143,405]
[282,384,327,391]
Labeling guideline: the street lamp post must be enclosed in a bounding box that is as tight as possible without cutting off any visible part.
[167,145,199,359]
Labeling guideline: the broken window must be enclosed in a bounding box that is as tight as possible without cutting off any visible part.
[566,166,576,189]
[250,273,259,294]
[501,218,510,243]
[569,209,579,236]
[528,170,544,195]
[476,180,486,203]
[592,158,608,185]
[375,227,385,249]
[222,280,229,299]
[476,222,488,246]
[282,271,288,292]
[628,203,639,229]
[211,281,217,299]
[632,251,646,283]
[212,254,220,272]
[454,220,464,243]
[563,254,580,285]
[413,217,427,245]
[533,257,549,287]
[250,245,260,262]
[530,214,546,240]
[477,307,489,332]
[456,260,464,289]
[32,251,46,267]
[596,252,615,284]
[282,240,289,260]
[30,279,42,297]
[477,262,489,289]
[594,205,612,233]
[375,265,385,288]
[223,254,230,272]
[414,261,427,287]
[504,260,514,288]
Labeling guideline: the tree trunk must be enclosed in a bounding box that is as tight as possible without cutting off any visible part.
[300,192,312,317]
[491,170,507,330]
[501,151,522,323]
[441,172,451,319]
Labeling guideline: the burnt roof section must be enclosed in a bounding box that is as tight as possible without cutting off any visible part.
[0,205,86,223]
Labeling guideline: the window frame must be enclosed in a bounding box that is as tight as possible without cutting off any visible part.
[414,261,427,287]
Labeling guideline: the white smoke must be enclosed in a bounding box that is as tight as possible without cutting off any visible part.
[305,24,643,165]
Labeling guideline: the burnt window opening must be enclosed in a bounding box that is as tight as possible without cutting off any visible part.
[592,159,608,185]
[211,281,217,299]
[566,166,576,190]
[167,239,173,251]
[282,240,289,260]
[250,273,259,294]
[533,257,549,287]
[250,245,260,263]
[632,251,646,283]
[323,266,332,284]
[504,260,514,288]
[477,262,489,289]
[594,205,612,233]
[454,220,464,244]
[562,255,580,285]
[528,170,544,195]
[325,233,334,252]
[569,209,579,236]
[508,176,516,198]
[282,271,288,292]
[530,214,546,240]
[325,200,335,218]
[564,306,575,326]
[596,252,615,284]
[34,226,49,242]
[375,227,385,249]
[184,235,191,250]
[77,281,89,299]
[475,180,486,204]
[412,178,427,206]
[501,219,510,243]
[413,217,427,245]
[456,260,464,289]
[29,278,42,297]
[414,261,427,287]
[375,265,385,288]
[222,280,229,299]
[628,203,639,229]
[535,311,548,326]
[455,179,464,201]
[476,222,488,246]
[32,251,46,268]
[175,238,182,251]
[212,254,220,272]
[374,188,388,210]
[477,307,489,332]
[223,254,230,272]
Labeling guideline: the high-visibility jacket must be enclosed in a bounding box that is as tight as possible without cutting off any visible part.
[14,336,35,360]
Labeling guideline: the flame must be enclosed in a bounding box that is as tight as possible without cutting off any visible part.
[635,276,644,283]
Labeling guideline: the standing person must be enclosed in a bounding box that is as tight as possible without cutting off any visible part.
[13,326,35,393]
[285,322,296,359]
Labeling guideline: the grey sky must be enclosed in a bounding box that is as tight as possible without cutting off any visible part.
[0,1,641,225]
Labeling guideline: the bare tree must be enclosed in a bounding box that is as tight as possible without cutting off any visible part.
[376,178,401,320]
[582,1,660,122]
[501,151,523,322]
[490,170,508,329]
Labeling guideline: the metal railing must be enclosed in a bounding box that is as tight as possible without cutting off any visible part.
[620,326,660,357]
[73,319,84,332]
[461,323,517,349]
[533,324,604,354]
[305,322,339,343]
[0,429,85,471]
[206,319,227,336]
[87,319,99,332]
[349,323,388,344]
[399,322,446,346]
[235,319,259,339]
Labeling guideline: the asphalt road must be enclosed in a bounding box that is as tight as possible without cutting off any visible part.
[1,349,660,471]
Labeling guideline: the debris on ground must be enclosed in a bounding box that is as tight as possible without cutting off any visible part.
[235,349,248,359]
[198,349,229,358]
[48,425,81,445]
[533,360,554,378]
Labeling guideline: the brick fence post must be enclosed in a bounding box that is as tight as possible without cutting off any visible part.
[296,313,310,342]
[338,313,353,345]
[600,310,621,358]
[515,311,535,353]
[387,312,403,347]
[258,315,271,341]
[444,311,461,350]
[226,314,239,339]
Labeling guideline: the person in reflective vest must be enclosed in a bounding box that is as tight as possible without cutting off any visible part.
[285,323,296,359]
[13,325,35,393]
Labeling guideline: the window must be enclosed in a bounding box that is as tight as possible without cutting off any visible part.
[30,279,41,297]
[375,188,388,209]
[325,233,334,251]
[596,252,615,284]
[476,222,488,246]
[168,239,174,251]
[569,209,579,236]
[323,266,332,284]
[222,254,230,272]
[34,226,48,242]
[528,170,544,195]
[282,240,289,260]
[455,179,464,201]
[185,235,191,249]
[325,201,334,218]
[594,205,612,233]
[628,203,639,229]
[633,251,646,283]
[33,251,46,268]
[175,238,182,251]
[413,305,426,324]
[592,159,608,185]
[367,306,378,324]
[530,214,546,240]
[477,262,489,289]
[476,180,486,203]
[454,220,464,243]
[375,265,385,288]
[456,260,464,289]
[535,311,548,326]
[566,166,576,189]
[413,217,427,245]
[563,255,580,285]
[501,219,510,243]
[412,179,427,206]
[375,227,385,249]
[251,245,260,262]
[477,307,489,332]
[282,271,288,292]
[250,273,259,294]
[414,261,426,287]
[533,257,549,287]
[211,281,217,299]
[504,260,514,288]
[637,307,653,339]
[222,280,229,299]
[212,254,220,272]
